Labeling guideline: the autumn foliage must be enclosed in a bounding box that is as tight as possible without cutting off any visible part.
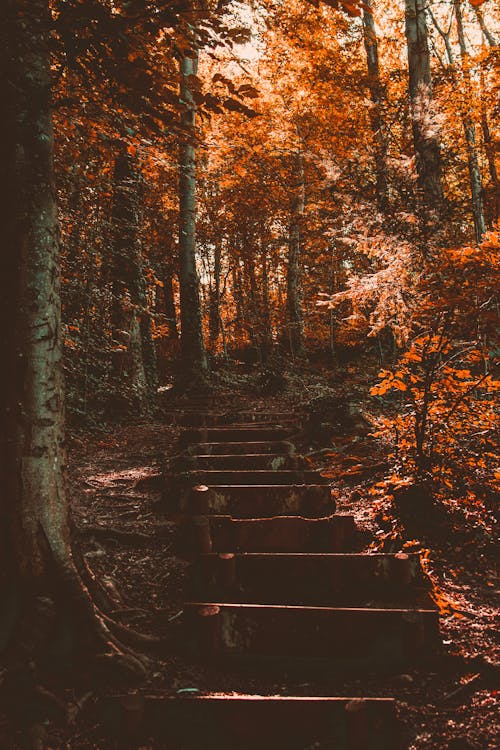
[45,0,499,512]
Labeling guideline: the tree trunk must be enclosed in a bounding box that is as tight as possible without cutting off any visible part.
[0,0,70,583]
[454,0,487,242]
[178,46,208,384]
[0,4,147,691]
[474,7,498,48]
[111,147,157,407]
[404,0,445,215]
[261,241,273,359]
[209,244,222,350]
[480,103,499,223]
[476,14,499,223]
[232,264,248,346]
[244,250,261,356]
[287,150,306,358]
[162,266,179,339]
[362,0,390,211]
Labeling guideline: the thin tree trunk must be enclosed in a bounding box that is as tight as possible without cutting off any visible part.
[232,264,248,345]
[261,241,273,359]
[244,250,261,357]
[429,2,488,240]
[480,102,499,223]
[287,149,306,358]
[474,7,498,48]
[362,0,390,211]
[162,266,179,339]
[454,0,487,242]
[209,244,222,350]
[112,148,156,407]
[475,11,499,222]
[329,242,337,362]
[404,0,445,215]
[178,45,208,383]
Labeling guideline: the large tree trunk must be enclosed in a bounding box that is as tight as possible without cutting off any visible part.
[404,0,445,215]
[362,0,390,211]
[287,150,306,358]
[0,0,145,695]
[178,46,208,384]
[0,0,69,583]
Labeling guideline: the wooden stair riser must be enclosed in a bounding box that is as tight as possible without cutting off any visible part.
[174,484,335,518]
[187,441,296,455]
[180,426,295,446]
[181,514,357,554]
[190,552,427,605]
[186,454,301,470]
[175,469,329,486]
[184,603,441,669]
[100,695,399,750]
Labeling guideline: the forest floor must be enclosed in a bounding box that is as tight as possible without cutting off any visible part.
[12,361,498,749]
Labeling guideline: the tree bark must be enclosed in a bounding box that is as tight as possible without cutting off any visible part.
[260,240,273,359]
[162,266,179,340]
[362,0,390,211]
[404,0,445,215]
[0,0,70,582]
[474,7,498,48]
[111,147,157,407]
[480,101,499,223]
[475,12,499,222]
[209,244,222,350]
[454,0,487,242]
[429,2,488,241]
[178,46,208,384]
[287,150,306,358]
[0,4,147,689]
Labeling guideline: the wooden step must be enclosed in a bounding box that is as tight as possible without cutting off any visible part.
[165,412,223,427]
[185,469,329,486]
[190,552,428,605]
[177,484,334,518]
[187,454,300,470]
[188,441,296,456]
[180,426,295,446]
[100,694,399,749]
[182,514,357,554]
[184,603,441,669]
[220,410,303,424]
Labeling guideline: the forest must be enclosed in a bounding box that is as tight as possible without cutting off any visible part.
[0,0,498,748]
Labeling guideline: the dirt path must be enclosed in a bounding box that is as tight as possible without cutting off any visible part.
[58,388,498,749]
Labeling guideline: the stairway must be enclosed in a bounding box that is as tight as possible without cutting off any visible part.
[106,403,441,748]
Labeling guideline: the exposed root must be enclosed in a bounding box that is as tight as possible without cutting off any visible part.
[76,525,166,546]
[100,612,169,656]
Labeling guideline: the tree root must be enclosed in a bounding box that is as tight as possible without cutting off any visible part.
[76,524,168,546]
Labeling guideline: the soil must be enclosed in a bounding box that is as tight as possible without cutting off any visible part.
[2,364,498,749]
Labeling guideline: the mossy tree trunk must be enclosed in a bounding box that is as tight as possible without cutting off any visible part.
[0,0,145,697]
